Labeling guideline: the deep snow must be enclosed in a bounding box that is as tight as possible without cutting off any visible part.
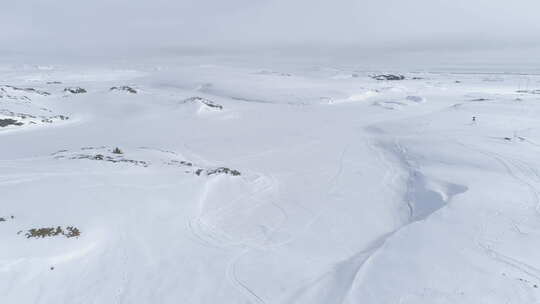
[1,60,540,303]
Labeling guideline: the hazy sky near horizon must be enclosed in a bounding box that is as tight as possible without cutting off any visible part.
[2,0,540,54]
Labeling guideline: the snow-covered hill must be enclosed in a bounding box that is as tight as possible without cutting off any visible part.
[2,61,540,303]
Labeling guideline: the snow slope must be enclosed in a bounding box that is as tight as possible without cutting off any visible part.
[1,61,540,303]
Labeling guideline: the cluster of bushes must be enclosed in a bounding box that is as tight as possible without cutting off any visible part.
[25,226,81,239]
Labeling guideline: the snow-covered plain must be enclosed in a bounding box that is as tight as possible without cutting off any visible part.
[2,60,540,304]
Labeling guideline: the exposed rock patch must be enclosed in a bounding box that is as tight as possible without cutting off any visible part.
[196,167,241,177]
[371,74,405,81]
[0,118,24,127]
[64,87,87,94]
[372,101,407,110]
[406,96,426,103]
[0,215,15,222]
[0,109,69,128]
[182,97,223,110]
[256,70,292,77]
[516,89,540,95]
[53,146,241,177]
[110,86,137,94]
[54,148,149,167]
[1,85,50,96]
[165,159,193,167]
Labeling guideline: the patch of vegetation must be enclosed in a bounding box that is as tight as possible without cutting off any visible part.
[110,86,137,94]
[26,227,62,238]
[64,87,87,94]
[371,74,405,81]
[25,226,81,239]
[64,226,81,238]
[112,147,123,154]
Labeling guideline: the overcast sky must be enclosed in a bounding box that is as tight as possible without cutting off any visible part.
[2,0,540,55]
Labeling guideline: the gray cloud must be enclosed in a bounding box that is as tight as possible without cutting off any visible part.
[2,0,540,55]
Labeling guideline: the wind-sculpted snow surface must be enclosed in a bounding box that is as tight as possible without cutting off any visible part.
[1,62,540,304]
